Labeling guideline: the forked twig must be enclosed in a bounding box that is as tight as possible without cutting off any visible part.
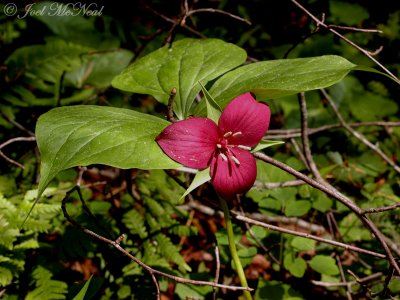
[0,136,36,168]
[61,186,253,294]
[235,215,386,259]
[253,152,400,275]
[321,88,400,174]
[290,0,400,84]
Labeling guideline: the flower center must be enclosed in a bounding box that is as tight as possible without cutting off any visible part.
[216,131,251,165]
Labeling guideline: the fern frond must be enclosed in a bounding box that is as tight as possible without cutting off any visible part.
[122,210,148,239]
[154,233,190,272]
[25,266,68,300]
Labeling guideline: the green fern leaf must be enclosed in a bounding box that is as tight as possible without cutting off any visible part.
[122,210,148,239]
[155,233,191,272]
[25,266,68,300]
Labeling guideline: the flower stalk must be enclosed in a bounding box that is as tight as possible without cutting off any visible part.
[219,196,253,300]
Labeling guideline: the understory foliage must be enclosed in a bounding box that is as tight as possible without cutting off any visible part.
[1,0,400,299]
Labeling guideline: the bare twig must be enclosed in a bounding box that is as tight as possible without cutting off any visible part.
[179,201,327,234]
[327,213,352,299]
[290,138,308,167]
[241,213,326,234]
[167,87,177,122]
[327,24,383,34]
[336,255,352,300]
[235,215,386,259]
[321,89,400,174]
[187,8,251,25]
[290,0,400,84]
[266,121,400,139]
[312,272,383,287]
[213,246,220,300]
[374,266,395,298]
[347,269,375,297]
[0,112,35,136]
[0,136,36,168]
[62,186,252,293]
[140,1,205,39]
[253,179,305,189]
[362,202,400,214]
[298,92,324,181]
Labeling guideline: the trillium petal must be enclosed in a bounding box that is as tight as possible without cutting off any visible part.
[210,148,256,199]
[218,92,270,147]
[156,118,218,169]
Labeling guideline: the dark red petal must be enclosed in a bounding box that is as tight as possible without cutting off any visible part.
[210,148,256,199]
[218,92,270,147]
[156,118,218,169]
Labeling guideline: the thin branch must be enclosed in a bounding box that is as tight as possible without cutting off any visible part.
[151,272,161,300]
[179,201,327,234]
[167,87,177,122]
[298,92,324,181]
[187,8,251,25]
[140,1,205,39]
[253,179,305,189]
[62,187,252,292]
[235,215,386,259]
[327,24,383,34]
[0,112,35,136]
[290,138,308,167]
[0,136,36,168]
[327,213,352,299]
[213,246,220,300]
[321,89,400,174]
[312,272,383,287]
[347,269,376,297]
[242,213,326,234]
[266,121,400,139]
[290,0,400,84]
[362,202,400,214]
[336,255,353,300]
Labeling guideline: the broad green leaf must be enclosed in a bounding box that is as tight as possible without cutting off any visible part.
[36,105,179,198]
[199,81,221,123]
[236,246,258,268]
[72,276,93,300]
[311,190,333,213]
[180,168,211,200]
[285,200,311,217]
[284,253,307,278]
[330,1,369,26]
[255,279,304,300]
[252,140,285,153]
[388,277,400,294]
[309,255,339,275]
[348,91,398,121]
[194,55,356,115]
[112,38,247,119]
[291,237,316,251]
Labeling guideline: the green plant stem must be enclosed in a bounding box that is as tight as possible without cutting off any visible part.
[219,197,253,300]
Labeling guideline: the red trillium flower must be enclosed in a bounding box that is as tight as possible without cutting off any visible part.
[156,93,271,199]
